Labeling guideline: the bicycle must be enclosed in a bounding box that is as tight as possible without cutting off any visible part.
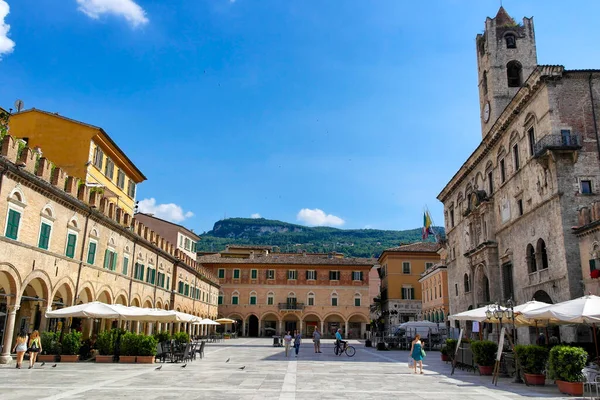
[334,342,356,357]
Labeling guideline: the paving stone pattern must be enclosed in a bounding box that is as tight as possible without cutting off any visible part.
[0,339,570,399]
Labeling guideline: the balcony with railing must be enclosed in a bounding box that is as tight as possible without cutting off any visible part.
[278,302,305,311]
[534,133,582,158]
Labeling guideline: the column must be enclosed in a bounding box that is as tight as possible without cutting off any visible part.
[0,305,19,364]
[320,321,324,335]
[146,322,152,335]
[242,319,246,337]
[345,320,349,337]
[38,308,50,333]
[278,320,283,335]
[299,320,303,335]
[258,319,262,337]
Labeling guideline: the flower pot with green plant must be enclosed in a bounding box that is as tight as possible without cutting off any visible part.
[548,345,587,396]
[60,331,82,362]
[95,330,116,363]
[39,331,60,362]
[470,340,497,375]
[173,331,190,345]
[119,332,138,363]
[136,334,158,364]
[444,339,458,361]
[153,331,171,344]
[514,344,548,385]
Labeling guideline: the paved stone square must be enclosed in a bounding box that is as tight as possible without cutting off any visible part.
[0,339,572,399]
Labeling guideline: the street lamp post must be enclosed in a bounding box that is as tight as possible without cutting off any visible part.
[506,298,523,384]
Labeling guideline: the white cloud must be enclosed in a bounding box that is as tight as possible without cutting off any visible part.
[137,198,194,223]
[250,213,261,219]
[0,1,15,58]
[76,0,149,27]
[296,208,345,227]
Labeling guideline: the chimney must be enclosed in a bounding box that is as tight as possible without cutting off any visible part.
[249,250,254,260]
[302,250,307,257]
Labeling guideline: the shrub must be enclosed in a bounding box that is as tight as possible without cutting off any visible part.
[61,331,82,355]
[514,344,548,375]
[138,335,158,356]
[173,331,190,345]
[153,331,171,343]
[96,330,114,355]
[548,345,587,382]
[120,332,139,356]
[41,331,60,355]
[445,339,458,357]
[470,340,497,367]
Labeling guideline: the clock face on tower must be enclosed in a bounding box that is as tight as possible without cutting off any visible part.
[483,102,490,123]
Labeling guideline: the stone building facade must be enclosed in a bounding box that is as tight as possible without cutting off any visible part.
[437,8,600,342]
[0,135,219,363]
[134,213,201,259]
[419,246,449,325]
[198,247,375,339]
[573,205,600,296]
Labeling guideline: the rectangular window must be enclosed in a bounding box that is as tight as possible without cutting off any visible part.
[329,271,340,280]
[117,170,125,190]
[308,297,314,306]
[306,270,317,280]
[38,222,51,250]
[331,297,338,306]
[5,209,21,240]
[232,296,239,305]
[127,181,136,198]
[488,171,494,194]
[104,158,115,180]
[218,269,225,279]
[500,159,506,183]
[184,284,189,296]
[267,296,274,305]
[166,276,170,290]
[425,262,434,269]
[528,127,535,156]
[267,270,275,279]
[402,262,411,274]
[233,269,240,279]
[184,238,190,250]
[502,263,514,301]
[288,270,297,280]
[123,256,129,275]
[517,199,524,216]
[581,180,593,194]
[354,297,361,307]
[65,233,77,258]
[178,281,183,294]
[87,241,97,264]
[513,144,520,170]
[455,283,458,296]
[93,146,104,169]
[218,295,223,305]
[450,209,455,228]
[134,263,144,281]
[590,259,597,272]
[402,287,414,300]
[104,249,117,271]
[250,296,256,305]
[352,271,363,281]
[251,269,258,279]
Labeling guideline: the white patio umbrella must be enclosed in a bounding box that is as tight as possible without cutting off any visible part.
[195,318,219,326]
[215,318,236,324]
[45,301,124,319]
[449,301,550,327]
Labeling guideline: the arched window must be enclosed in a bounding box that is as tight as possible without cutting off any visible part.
[537,239,549,269]
[464,274,470,293]
[307,292,315,306]
[38,206,54,250]
[484,276,491,303]
[527,244,537,273]
[505,33,516,49]
[354,293,361,307]
[482,71,488,95]
[267,291,274,305]
[507,60,522,87]
[249,291,257,305]
[331,292,338,306]
[434,286,437,299]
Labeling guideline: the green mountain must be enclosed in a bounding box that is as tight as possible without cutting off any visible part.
[197,218,445,258]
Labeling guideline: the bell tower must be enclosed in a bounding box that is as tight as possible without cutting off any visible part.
[476,7,537,138]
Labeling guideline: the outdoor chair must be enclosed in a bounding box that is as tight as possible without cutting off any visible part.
[155,342,163,363]
[199,341,205,359]
[583,367,599,398]
[183,343,193,363]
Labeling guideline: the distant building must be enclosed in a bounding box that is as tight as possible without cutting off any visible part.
[573,206,600,297]
[134,213,200,259]
[8,108,146,215]
[419,245,449,326]
[198,247,375,338]
[378,242,440,328]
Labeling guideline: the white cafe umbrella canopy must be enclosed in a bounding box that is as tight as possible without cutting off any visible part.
[195,318,220,326]
[46,302,201,323]
[521,295,600,324]
[449,301,550,327]
[45,301,124,319]
[215,318,236,324]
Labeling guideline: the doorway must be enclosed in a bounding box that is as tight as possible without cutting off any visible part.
[248,315,259,337]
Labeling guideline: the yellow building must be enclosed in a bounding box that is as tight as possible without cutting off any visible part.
[8,109,146,215]
[378,242,440,328]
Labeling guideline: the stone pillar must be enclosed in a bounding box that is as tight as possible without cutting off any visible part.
[278,320,283,335]
[345,321,349,337]
[258,319,262,337]
[0,305,20,364]
[134,321,140,334]
[242,319,246,337]
[38,308,50,333]
[146,322,152,335]
[320,321,324,335]
[299,320,303,335]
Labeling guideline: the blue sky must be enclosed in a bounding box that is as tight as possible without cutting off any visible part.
[1,0,600,233]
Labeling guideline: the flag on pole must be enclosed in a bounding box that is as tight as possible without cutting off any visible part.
[422,211,434,240]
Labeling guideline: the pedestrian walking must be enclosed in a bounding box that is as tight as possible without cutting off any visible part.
[410,334,425,374]
[28,330,42,369]
[13,329,28,369]
[312,327,322,353]
[283,331,292,357]
[293,330,301,357]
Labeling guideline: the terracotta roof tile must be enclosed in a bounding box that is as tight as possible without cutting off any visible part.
[197,253,377,266]
[381,242,441,253]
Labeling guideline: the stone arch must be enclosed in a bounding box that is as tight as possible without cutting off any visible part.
[347,312,369,323]
[130,294,142,308]
[164,302,169,310]
[76,282,95,304]
[142,296,153,308]
[155,299,163,309]
[19,270,52,303]
[227,312,244,320]
[526,243,536,273]
[509,130,520,145]
[496,145,507,160]
[114,291,128,306]
[0,263,22,300]
[260,311,281,322]
[50,277,75,308]
[536,238,549,270]
[96,286,114,304]
[41,203,55,218]
[507,60,522,87]
[9,187,26,204]
[474,171,484,190]
[473,263,490,304]
[533,290,553,304]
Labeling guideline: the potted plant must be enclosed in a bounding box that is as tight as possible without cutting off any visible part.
[515,344,548,385]
[60,331,82,362]
[470,340,497,375]
[136,334,158,364]
[119,332,138,363]
[440,346,450,362]
[548,345,587,396]
[153,331,171,343]
[39,331,59,363]
[95,330,115,363]
[444,339,458,361]
[173,331,190,345]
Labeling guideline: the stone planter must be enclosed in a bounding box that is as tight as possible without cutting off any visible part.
[478,365,493,375]
[524,373,545,386]
[37,354,57,363]
[365,340,372,348]
[556,380,583,396]
[119,356,136,363]
[95,355,114,363]
[136,356,154,364]
[59,355,79,362]
[441,354,450,362]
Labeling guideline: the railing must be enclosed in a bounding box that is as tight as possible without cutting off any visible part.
[534,133,581,157]
[278,302,304,311]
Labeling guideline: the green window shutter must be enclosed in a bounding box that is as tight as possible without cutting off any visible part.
[166,276,170,290]
[590,259,597,272]
[234,269,240,279]
[66,234,77,258]
[111,252,118,271]
[401,290,405,300]
[218,269,224,279]
[360,271,364,281]
[232,296,238,305]
[123,257,129,275]
[87,242,97,264]
[251,269,257,279]
[152,269,156,284]
[38,223,51,250]
[355,298,361,306]
[5,209,21,240]
[250,296,256,305]
[410,288,415,300]
[139,264,144,281]
[218,296,223,305]
[103,249,110,269]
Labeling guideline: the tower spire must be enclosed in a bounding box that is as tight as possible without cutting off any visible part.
[495,6,516,26]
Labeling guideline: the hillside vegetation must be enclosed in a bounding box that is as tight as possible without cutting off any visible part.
[197,218,445,258]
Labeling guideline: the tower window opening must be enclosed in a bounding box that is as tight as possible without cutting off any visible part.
[507,61,522,87]
[505,34,516,49]
[482,71,488,95]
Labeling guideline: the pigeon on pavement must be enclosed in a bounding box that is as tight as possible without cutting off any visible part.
[226,358,230,363]
[239,366,245,370]
[40,362,45,367]
[52,364,57,368]
[181,364,187,368]
[155,365,162,371]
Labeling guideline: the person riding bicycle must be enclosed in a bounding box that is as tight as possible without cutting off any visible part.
[335,328,347,355]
